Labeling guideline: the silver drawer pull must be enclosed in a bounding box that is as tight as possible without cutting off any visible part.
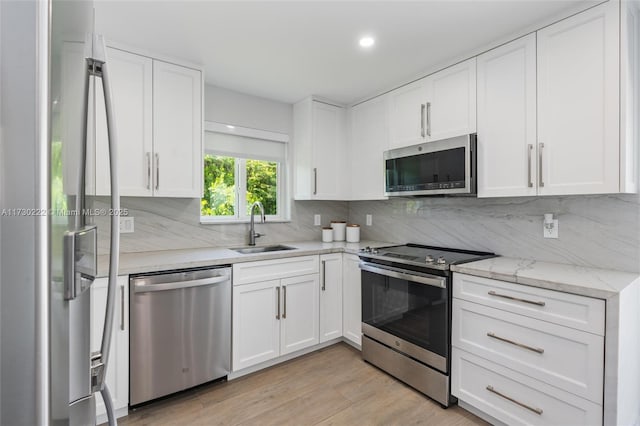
[486,385,543,415]
[487,332,544,354]
[488,290,545,306]
[276,286,281,320]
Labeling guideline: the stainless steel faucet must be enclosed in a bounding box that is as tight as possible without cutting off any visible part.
[248,201,265,246]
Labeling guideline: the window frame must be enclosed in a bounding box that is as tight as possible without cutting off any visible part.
[200,122,289,224]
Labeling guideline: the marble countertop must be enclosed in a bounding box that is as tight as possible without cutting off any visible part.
[451,257,640,299]
[97,240,395,278]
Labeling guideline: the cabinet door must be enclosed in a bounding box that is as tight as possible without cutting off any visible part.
[342,254,362,346]
[477,34,537,198]
[388,78,428,149]
[537,1,619,195]
[280,274,319,355]
[91,276,129,421]
[312,101,347,199]
[232,280,281,371]
[153,60,202,197]
[425,58,477,142]
[319,254,343,343]
[95,48,153,196]
[348,96,389,200]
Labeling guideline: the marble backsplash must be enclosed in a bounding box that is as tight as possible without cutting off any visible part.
[92,197,348,255]
[349,194,640,273]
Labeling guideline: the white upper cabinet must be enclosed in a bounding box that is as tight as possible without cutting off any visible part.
[621,0,640,194]
[153,60,203,197]
[293,98,347,200]
[348,95,389,200]
[388,78,429,149]
[477,34,537,198]
[537,1,620,195]
[96,48,153,196]
[424,58,477,142]
[387,59,476,149]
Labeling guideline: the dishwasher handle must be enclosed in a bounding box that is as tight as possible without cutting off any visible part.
[134,275,229,293]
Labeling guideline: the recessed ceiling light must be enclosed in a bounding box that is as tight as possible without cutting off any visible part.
[359,36,375,48]
[226,125,235,129]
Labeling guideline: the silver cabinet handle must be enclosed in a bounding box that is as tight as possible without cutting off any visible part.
[486,385,543,415]
[321,260,326,291]
[313,168,317,195]
[487,332,544,354]
[488,290,546,306]
[426,102,432,137]
[420,104,426,138]
[276,286,280,320]
[120,284,125,331]
[155,153,159,191]
[538,143,544,187]
[282,285,287,319]
[146,152,151,190]
[527,144,533,188]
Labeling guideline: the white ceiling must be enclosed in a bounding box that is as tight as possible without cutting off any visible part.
[95,1,597,105]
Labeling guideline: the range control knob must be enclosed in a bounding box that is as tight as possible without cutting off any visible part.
[425,255,435,263]
[371,248,379,255]
[436,256,446,265]
[360,246,371,253]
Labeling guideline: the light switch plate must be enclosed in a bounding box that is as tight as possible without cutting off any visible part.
[366,214,373,226]
[314,214,321,226]
[119,217,134,234]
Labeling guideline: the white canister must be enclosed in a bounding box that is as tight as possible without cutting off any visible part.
[331,221,347,241]
[346,224,360,243]
[322,227,333,243]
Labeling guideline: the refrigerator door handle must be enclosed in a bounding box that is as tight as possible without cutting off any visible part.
[90,34,121,426]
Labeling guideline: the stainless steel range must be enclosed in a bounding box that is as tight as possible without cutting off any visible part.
[358,244,495,407]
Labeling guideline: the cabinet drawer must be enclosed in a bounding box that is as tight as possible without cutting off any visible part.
[233,256,319,285]
[452,348,603,426]
[453,273,605,335]
[452,299,604,403]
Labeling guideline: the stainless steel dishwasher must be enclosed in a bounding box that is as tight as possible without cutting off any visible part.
[129,266,231,406]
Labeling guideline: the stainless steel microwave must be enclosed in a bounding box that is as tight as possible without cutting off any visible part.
[384,134,476,196]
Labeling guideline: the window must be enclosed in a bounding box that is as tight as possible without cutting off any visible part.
[201,126,287,223]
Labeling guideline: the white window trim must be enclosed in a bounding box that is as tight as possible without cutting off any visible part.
[200,121,290,224]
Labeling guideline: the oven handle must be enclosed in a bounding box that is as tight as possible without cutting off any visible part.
[359,262,447,289]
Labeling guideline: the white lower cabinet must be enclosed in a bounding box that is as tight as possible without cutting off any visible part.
[91,276,129,422]
[232,257,320,371]
[452,273,605,425]
[280,274,320,355]
[342,253,362,346]
[452,348,602,426]
[319,254,343,343]
[232,280,281,370]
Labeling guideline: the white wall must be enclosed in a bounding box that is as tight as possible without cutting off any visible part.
[204,84,292,134]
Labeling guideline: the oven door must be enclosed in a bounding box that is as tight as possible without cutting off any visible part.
[384,134,476,196]
[360,262,449,373]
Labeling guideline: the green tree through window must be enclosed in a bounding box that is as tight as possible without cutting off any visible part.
[202,154,279,219]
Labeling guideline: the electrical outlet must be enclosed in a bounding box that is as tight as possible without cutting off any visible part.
[314,214,321,226]
[119,217,134,234]
[366,214,373,226]
[543,219,558,238]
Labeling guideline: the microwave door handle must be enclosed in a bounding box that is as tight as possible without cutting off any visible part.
[359,262,446,288]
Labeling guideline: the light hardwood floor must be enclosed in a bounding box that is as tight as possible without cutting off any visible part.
[120,343,488,426]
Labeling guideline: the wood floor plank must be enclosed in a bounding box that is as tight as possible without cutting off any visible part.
[118,343,488,426]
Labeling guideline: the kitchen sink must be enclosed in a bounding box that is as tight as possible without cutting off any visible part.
[231,244,297,254]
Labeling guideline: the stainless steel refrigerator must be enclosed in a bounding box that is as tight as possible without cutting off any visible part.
[0,1,120,424]
[50,1,121,424]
